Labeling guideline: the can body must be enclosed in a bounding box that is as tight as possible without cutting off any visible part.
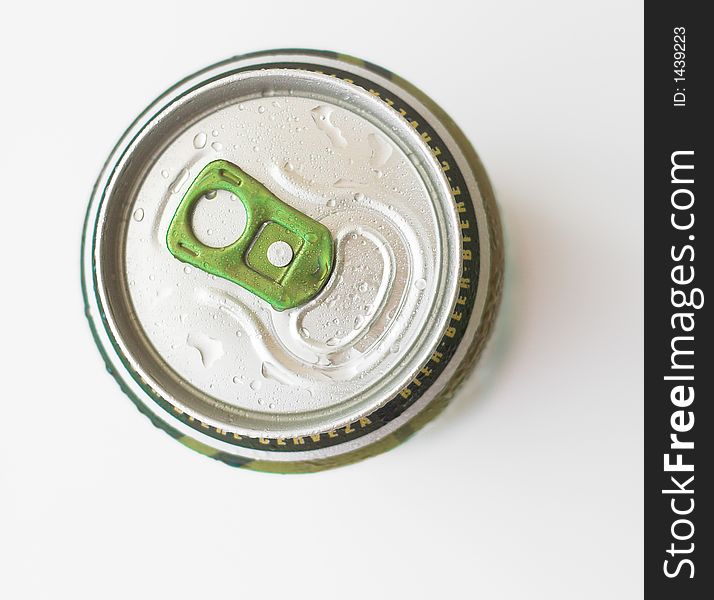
[82,50,503,472]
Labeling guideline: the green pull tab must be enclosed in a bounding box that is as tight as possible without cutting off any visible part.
[166,160,334,311]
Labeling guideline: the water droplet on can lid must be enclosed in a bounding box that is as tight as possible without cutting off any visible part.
[193,132,207,149]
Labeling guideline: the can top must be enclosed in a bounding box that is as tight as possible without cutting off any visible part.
[94,66,463,440]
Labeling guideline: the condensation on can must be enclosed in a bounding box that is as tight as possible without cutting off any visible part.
[82,49,504,473]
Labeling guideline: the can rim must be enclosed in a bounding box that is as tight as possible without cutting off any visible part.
[81,49,504,472]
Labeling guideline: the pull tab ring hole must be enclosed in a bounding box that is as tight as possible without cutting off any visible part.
[191,189,247,248]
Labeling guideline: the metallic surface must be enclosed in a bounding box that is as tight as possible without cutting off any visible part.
[82,50,504,472]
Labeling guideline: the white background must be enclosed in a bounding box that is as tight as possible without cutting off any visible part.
[0,1,643,597]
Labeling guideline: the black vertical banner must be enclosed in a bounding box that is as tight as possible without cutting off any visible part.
[645,4,712,598]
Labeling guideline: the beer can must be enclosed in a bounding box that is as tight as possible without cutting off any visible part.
[82,49,504,472]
